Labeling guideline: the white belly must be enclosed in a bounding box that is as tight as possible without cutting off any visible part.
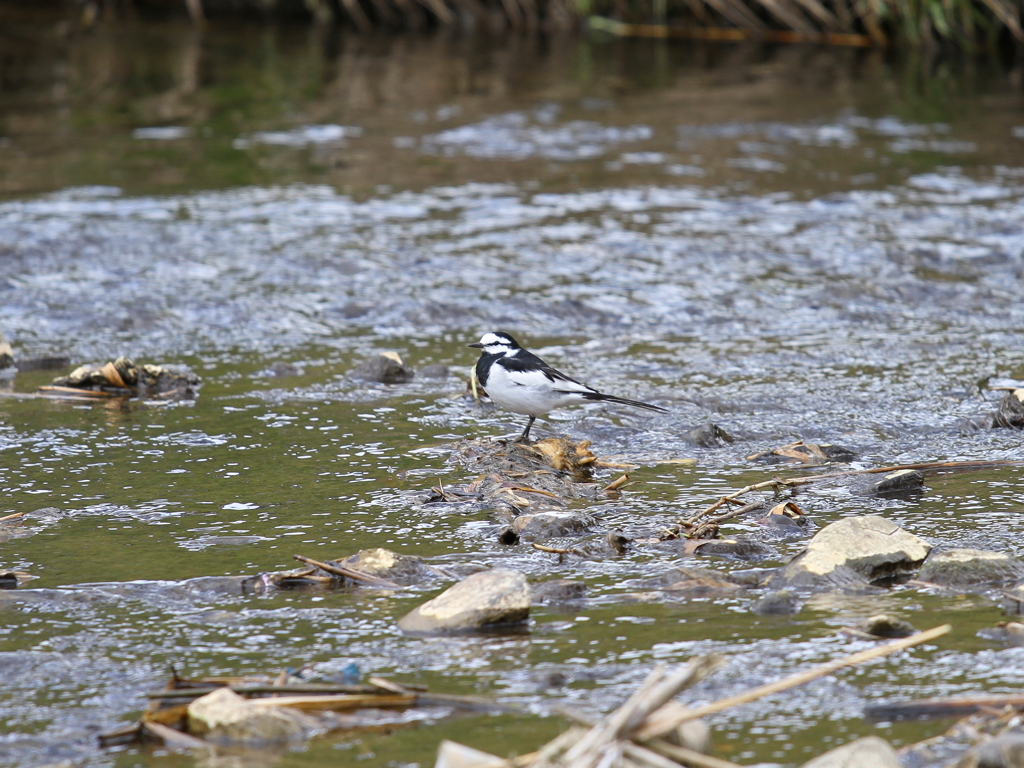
[484,364,590,417]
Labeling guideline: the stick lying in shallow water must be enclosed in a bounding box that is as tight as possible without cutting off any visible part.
[292,554,402,589]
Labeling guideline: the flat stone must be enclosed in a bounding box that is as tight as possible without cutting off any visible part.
[398,569,530,635]
[918,548,1024,589]
[800,735,900,767]
[770,516,931,591]
[187,687,320,745]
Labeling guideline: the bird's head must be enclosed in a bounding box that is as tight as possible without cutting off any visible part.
[469,332,522,356]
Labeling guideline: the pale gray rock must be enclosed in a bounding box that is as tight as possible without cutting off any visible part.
[770,516,931,591]
[187,687,322,745]
[398,569,530,635]
[800,735,900,767]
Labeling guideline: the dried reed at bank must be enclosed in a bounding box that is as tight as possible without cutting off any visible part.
[128,0,1024,49]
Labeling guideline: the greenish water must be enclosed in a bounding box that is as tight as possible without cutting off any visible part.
[3,9,1024,768]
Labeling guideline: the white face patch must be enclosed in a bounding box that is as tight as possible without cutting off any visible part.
[478,332,517,355]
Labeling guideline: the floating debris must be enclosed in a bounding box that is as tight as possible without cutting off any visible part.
[42,356,199,400]
[747,440,857,465]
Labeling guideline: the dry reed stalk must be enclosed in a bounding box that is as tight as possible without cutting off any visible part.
[339,0,375,29]
[184,0,205,23]
[701,0,771,29]
[623,742,742,768]
[975,0,1024,39]
[563,656,724,768]
[789,0,844,29]
[751,0,818,32]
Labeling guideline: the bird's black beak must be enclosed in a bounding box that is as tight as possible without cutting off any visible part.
[468,342,484,348]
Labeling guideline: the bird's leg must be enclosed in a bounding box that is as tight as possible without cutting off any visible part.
[515,416,536,444]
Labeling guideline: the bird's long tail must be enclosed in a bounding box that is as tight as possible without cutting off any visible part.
[582,392,667,413]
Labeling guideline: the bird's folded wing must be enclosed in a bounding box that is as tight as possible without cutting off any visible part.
[497,356,597,394]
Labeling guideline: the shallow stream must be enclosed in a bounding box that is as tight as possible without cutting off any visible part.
[1,13,1024,768]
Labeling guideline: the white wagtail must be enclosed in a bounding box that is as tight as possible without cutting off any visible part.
[469,331,667,442]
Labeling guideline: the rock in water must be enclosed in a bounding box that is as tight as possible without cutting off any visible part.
[511,511,595,541]
[951,732,1024,768]
[870,469,926,497]
[800,736,900,767]
[398,569,530,635]
[349,354,414,384]
[340,547,441,585]
[919,548,1024,589]
[530,579,587,604]
[769,516,931,591]
[751,589,803,615]
[187,687,319,745]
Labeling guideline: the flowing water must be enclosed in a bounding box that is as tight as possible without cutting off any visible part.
[2,12,1024,768]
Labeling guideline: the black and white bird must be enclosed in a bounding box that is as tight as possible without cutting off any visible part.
[469,331,667,442]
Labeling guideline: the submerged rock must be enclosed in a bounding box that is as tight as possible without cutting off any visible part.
[769,516,931,591]
[648,566,742,595]
[511,511,595,541]
[853,613,917,638]
[801,735,899,767]
[918,548,1024,589]
[340,547,444,586]
[349,353,414,384]
[418,364,450,379]
[748,441,857,465]
[397,569,530,635]
[753,501,812,539]
[531,579,587,604]
[672,537,779,561]
[187,687,320,745]
[977,621,1024,648]
[952,731,1024,767]
[684,423,733,448]
[751,589,803,615]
